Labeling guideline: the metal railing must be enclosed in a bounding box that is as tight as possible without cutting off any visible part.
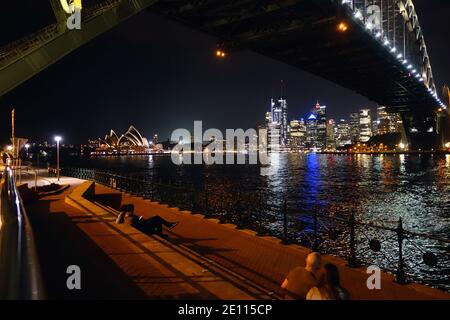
[63,167,450,291]
[0,167,45,299]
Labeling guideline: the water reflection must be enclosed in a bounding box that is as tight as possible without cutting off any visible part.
[304,153,321,210]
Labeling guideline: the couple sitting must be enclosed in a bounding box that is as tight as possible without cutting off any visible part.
[281,252,350,300]
[116,204,178,237]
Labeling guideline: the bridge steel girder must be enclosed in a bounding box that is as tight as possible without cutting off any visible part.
[0,0,158,97]
[397,0,436,94]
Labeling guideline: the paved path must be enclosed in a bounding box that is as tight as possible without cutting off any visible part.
[26,184,271,299]
[95,184,449,300]
[16,168,84,188]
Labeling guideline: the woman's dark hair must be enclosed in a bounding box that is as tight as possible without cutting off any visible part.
[324,263,341,287]
[323,263,346,299]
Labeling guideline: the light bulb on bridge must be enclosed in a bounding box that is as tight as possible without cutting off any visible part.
[216,50,226,58]
[338,22,348,32]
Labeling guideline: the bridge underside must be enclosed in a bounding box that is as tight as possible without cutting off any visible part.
[149,0,436,114]
[148,0,441,149]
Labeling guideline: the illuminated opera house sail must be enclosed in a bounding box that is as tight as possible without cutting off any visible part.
[97,125,159,154]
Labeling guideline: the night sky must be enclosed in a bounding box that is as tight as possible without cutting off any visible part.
[0,0,449,144]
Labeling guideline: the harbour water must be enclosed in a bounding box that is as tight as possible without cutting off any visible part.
[63,153,450,290]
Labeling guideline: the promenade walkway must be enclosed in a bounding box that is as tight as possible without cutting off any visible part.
[24,178,450,300]
[26,182,271,299]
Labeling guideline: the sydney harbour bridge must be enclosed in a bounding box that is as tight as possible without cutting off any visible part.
[0,0,448,149]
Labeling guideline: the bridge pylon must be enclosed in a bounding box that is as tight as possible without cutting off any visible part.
[402,111,440,151]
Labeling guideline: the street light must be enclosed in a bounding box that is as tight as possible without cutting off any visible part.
[55,136,62,182]
[25,143,30,158]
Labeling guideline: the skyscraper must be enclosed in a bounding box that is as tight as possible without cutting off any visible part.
[376,106,403,135]
[306,113,318,149]
[336,119,351,147]
[372,120,379,136]
[388,113,403,133]
[266,100,280,151]
[269,96,288,147]
[327,119,336,149]
[314,102,327,150]
[376,106,390,135]
[279,97,288,146]
[350,112,360,143]
[270,98,281,125]
[289,119,306,149]
[359,109,372,142]
[265,111,271,124]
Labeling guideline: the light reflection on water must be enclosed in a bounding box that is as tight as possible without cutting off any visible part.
[67,153,450,290]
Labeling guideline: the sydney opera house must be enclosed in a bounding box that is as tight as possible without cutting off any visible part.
[95,125,162,154]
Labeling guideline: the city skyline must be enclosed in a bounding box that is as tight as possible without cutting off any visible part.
[264,97,404,152]
[0,0,449,144]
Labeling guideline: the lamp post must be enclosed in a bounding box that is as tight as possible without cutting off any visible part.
[25,143,30,159]
[55,136,62,181]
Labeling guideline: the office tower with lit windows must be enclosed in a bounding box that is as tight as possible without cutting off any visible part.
[350,112,360,143]
[336,119,351,147]
[359,108,372,142]
[389,113,403,133]
[306,113,318,149]
[265,100,279,151]
[270,98,281,125]
[376,106,403,135]
[314,102,327,150]
[327,119,336,149]
[376,106,390,135]
[265,111,271,124]
[269,97,288,147]
[279,97,288,146]
[289,119,307,149]
[372,120,379,136]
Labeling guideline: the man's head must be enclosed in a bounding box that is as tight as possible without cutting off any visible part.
[305,252,322,274]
